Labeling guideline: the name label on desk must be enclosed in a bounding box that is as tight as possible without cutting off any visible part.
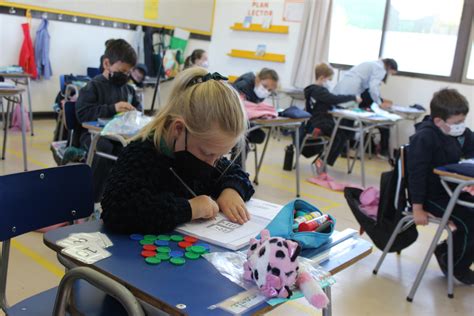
[215,288,267,314]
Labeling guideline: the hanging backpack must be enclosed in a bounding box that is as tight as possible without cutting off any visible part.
[343,148,418,252]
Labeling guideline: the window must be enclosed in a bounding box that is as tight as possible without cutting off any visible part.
[328,0,386,65]
[328,0,473,83]
[382,0,464,76]
[464,20,474,82]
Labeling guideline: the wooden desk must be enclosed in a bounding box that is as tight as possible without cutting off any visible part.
[245,117,307,197]
[44,222,371,316]
[0,72,34,135]
[0,87,28,170]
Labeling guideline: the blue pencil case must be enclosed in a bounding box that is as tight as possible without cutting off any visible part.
[261,199,336,249]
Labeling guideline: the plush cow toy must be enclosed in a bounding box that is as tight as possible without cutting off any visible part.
[243,229,329,309]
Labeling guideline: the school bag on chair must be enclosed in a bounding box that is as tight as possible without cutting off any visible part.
[344,149,418,252]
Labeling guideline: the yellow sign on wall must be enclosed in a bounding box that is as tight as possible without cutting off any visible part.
[144,0,158,20]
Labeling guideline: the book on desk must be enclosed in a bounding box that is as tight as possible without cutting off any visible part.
[176,198,282,250]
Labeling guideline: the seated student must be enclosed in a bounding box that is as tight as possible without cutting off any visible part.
[232,68,279,165]
[408,88,474,285]
[183,49,209,69]
[302,63,361,173]
[101,68,255,234]
[129,63,148,108]
[129,63,148,88]
[76,39,142,203]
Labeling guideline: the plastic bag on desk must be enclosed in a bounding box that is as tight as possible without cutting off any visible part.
[202,251,335,290]
[101,110,152,137]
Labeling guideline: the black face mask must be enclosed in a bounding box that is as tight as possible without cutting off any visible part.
[109,71,129,87]
[172,129,220,180]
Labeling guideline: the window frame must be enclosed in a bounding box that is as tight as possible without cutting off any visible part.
[329,0,474,84]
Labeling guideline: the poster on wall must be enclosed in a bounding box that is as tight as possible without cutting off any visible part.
[283,0,304,22]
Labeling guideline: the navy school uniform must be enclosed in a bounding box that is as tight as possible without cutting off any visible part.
[76,74,142,202]
[408,116,474,277]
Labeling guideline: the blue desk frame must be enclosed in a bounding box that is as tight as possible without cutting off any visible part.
[44,222,372,315]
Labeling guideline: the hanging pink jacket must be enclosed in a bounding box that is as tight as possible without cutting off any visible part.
[243,100,278,120]
[19,23,37,79]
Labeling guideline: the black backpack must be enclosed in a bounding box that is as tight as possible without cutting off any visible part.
[344,147,418,252]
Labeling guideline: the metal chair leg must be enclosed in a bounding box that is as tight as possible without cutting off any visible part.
[446,227,454,298]
[373,215,414,274]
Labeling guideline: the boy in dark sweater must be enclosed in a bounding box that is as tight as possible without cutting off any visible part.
[76,39,141,202]
[408,88,474,285]
[302,63,361,172]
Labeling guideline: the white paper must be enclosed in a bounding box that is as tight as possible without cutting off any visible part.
[391,105,425,113]
[283,1,304,22]
[176,198,282,250]
[61,242,111,264]
[215,288,267,315]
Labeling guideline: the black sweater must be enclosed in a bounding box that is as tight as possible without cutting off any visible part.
[233,72,264,104]
[408,116,474,204]
[76,74,141,143]
[303,84,356,114]
[101,138,255,234]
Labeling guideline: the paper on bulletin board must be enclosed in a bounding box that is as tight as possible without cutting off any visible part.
[144,0,159,20]
[283,0,304,22]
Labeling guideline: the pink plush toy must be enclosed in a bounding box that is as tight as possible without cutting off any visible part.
[243,229,329,309]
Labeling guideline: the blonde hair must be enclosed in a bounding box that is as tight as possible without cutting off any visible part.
[136,67,247,151]
[315,63,334,80]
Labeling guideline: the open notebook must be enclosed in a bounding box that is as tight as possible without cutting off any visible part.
[176,199,282,250]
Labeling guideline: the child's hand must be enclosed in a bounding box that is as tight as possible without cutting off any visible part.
[463,185,474,196]
[355,96,363,103]
[189,195,219,220]
[115,101,135,113]
[217,188,250,224]
[413,208,430,226]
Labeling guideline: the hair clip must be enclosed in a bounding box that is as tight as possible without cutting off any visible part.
[187,72,228,87]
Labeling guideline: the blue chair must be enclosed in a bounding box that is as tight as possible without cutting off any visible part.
[0,165,144,315]
[87,67,101,79]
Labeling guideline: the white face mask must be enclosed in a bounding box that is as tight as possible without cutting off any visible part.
[254,84,271,99]
[200,61,209,69]
[446,122,466,137]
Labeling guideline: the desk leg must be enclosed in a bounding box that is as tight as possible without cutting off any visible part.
[359,123,365,188]
[86,133,100,166]
[254,127,272,185]
[323,117,342,172]
[19,95,28,171]
[26,77,34,136]
[1,99,11,160]
[322,286,332,316]
[295,124,301,197]
[240,136,247,172]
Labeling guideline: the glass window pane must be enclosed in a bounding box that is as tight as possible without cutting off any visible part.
[467,42,474,80]
[329,0,386,65]
[382,0,464,76]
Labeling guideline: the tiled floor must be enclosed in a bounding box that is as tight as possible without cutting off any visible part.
[0,120,472,316]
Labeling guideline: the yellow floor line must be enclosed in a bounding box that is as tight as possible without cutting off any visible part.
[5,148,50,168]
[11,239,64,278]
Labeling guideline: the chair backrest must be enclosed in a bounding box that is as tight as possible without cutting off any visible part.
[394,144,410,211]
[63,101,79,132]
[0,164,93,241]
[87,67,101,78]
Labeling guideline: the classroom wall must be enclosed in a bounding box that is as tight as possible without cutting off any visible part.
[0,14,210,112]
[209,0,302,88]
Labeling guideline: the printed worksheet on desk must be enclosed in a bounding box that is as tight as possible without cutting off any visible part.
[176,198,282,250]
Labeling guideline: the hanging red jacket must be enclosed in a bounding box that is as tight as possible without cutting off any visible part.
[19,23,37,79]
